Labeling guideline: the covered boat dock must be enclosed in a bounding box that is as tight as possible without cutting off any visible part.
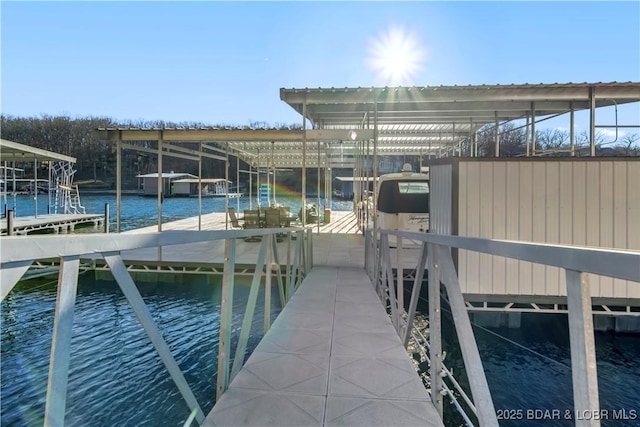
[0,139,104,235]
[2,83,639,426]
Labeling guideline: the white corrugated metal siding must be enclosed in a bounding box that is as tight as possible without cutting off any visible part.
[429,164,453,235]
[456,159,639,300]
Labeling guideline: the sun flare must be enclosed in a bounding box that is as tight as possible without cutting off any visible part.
[367,26,425,86]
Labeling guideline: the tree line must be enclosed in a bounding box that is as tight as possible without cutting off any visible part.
[1,114,637,188]
[0,115,301,188]
[473,122,639,157]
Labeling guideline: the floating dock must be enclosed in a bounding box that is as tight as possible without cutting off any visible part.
[0,213,104,235]
[123,210,360,235]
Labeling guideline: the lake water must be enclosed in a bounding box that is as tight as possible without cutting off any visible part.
[426,303,640,427]
[2,193,639,426]
[1,275,281,427]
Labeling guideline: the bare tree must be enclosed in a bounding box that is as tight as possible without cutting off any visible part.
[537,128,569,152]
[617,133,640,156]
[476,122,526,157]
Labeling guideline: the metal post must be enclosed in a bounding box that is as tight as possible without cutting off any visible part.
[373,102,378,229]
[225,142,229,230]
[34,155,38,218]
[44,256,80,427]
[302,101,307,226]
[474,125,479,157]
[116,132,122,232]
[198,142,202,231]
[2,161,7,214]
[157,131,163,232]
[7,209,14,236]
[47,161,52,214]
[305,229,312,271]
[249,149,253,210]
[271,141,275,206]
[428,244,443,418]
[104,203,109,233]
[326,142,331,215]
[12,160,17,214]
[494,111,500,157]
[366,131,370,207]
[589,87,596,157]
[374,230,384,298]
[436,245,498,426]
[236,153,240,211]
[570,102,576,157]
[286,233,292,299]
[525,113,531,157]
[403,242,428,346]
[317,141,321,232]
[217,238,236,400]
[264,235,273,333]
[156,132,163,261]
[566,270,600,427]
[256,152,261,209]
[531,102,536,157]
[290,231,302,289]
[381,234,399,329]
[469,118,475,157]
[396,236,404,319]
[299,231,306,281]
[271,234,285,308]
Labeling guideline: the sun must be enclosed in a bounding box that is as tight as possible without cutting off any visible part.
[367,26,425,86]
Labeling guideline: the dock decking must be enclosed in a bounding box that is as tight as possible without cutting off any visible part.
[0,213,104,235]
[124,210,361,235]
[203,234,443,427]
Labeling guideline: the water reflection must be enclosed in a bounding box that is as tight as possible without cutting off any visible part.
[1,274,281,426]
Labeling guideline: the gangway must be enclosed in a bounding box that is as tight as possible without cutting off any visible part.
[1,218,638,426]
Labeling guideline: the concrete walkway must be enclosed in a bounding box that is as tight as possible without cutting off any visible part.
[203,235,443,427]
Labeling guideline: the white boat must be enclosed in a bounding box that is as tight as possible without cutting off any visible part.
[368,163,429,247]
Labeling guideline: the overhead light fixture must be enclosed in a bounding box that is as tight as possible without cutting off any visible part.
[349,131,358,141]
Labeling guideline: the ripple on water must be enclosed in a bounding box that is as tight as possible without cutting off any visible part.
[2,275,281,426]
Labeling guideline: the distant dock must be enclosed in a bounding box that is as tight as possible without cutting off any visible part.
[0,213,104,235]
[124,210,360,234]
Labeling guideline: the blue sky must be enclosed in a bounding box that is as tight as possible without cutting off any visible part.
[2,1,639,129]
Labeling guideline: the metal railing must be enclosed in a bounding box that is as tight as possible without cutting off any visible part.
[365,228,640,427]
[409,321,477,427]
[0,226,314,426]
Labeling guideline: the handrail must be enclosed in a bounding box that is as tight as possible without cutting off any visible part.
[365,228,639,427]
[0,226,314,427]
[410,325,477,426]
[412,326,477,416]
